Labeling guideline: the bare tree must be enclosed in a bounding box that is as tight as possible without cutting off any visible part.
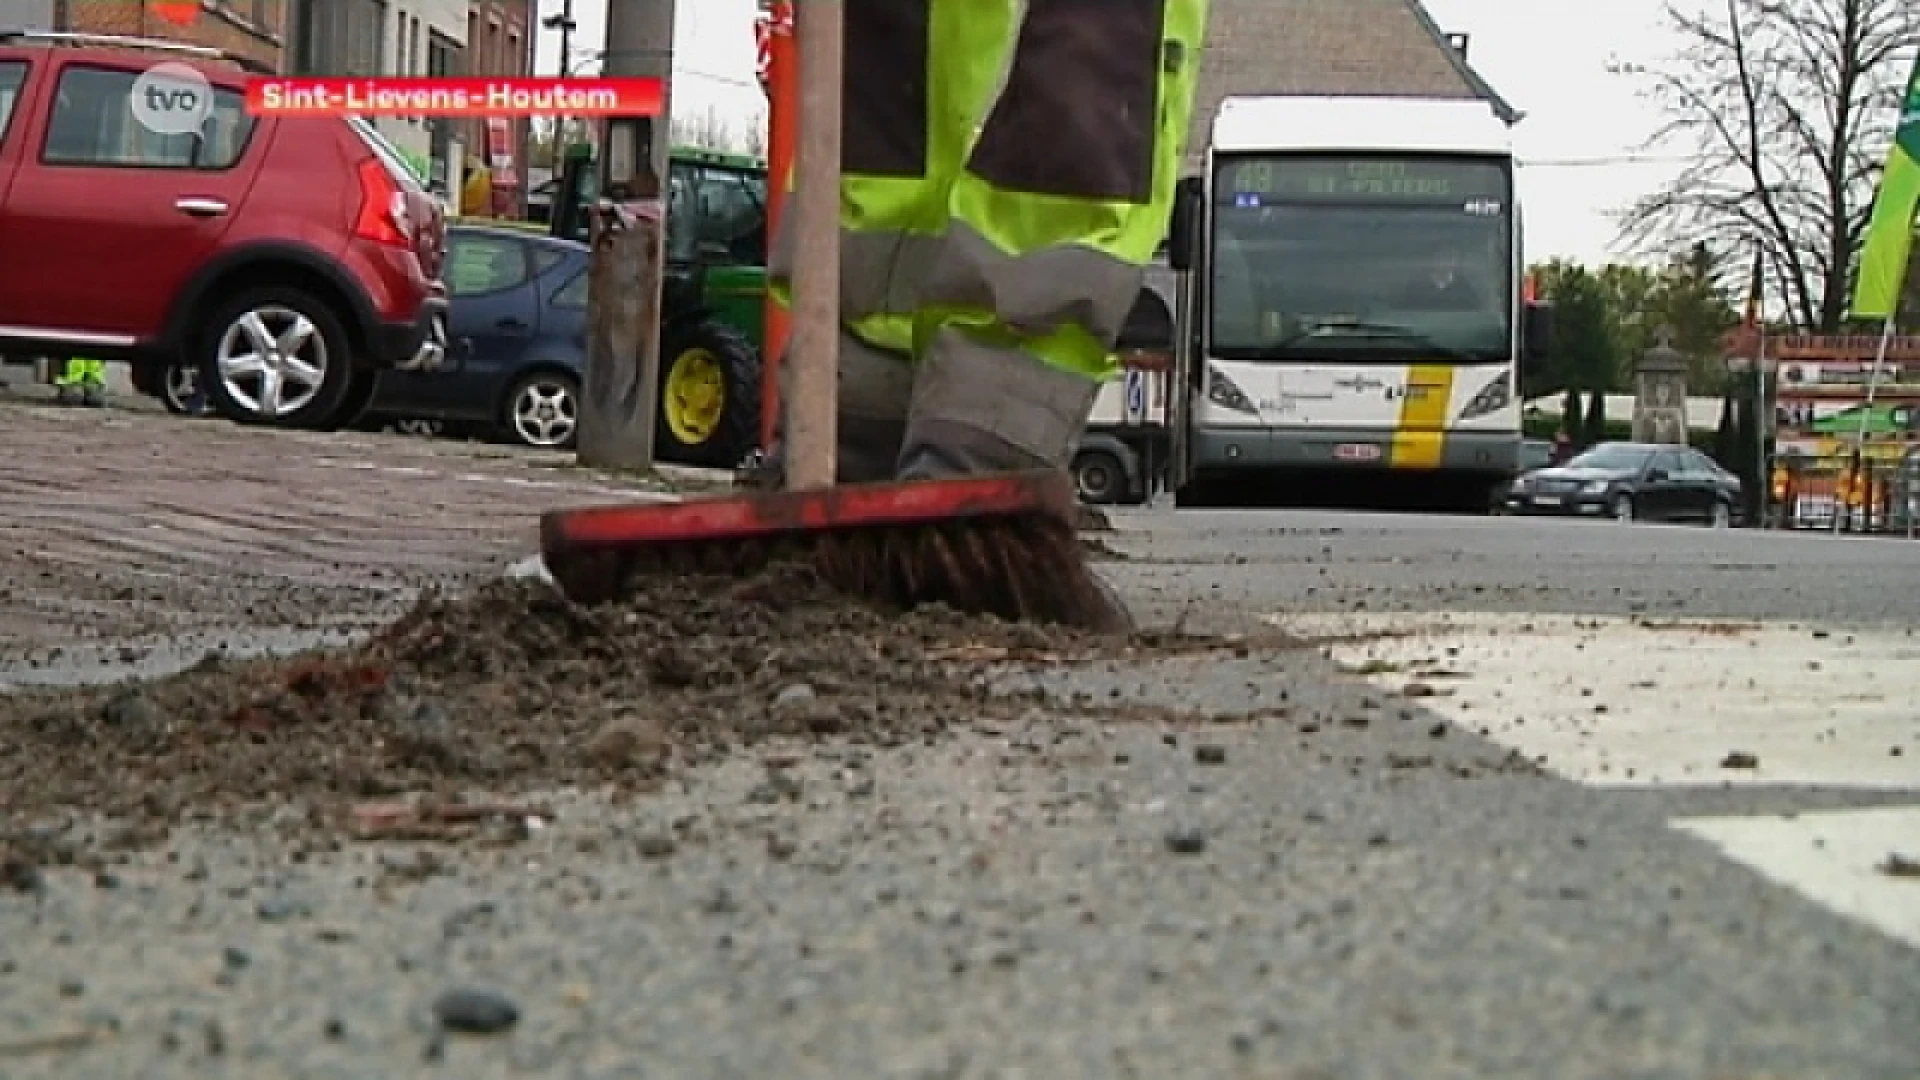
[1616,0,1919,330]
[670,106,739,152]
[738,109,769,158]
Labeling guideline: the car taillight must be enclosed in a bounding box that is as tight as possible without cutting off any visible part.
[354,157,411,247]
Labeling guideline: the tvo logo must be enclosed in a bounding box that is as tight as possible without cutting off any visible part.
[130,62,213,136]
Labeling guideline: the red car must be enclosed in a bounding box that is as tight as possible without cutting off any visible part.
[0,31,448,429]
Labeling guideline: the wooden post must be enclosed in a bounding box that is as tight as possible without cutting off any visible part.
[577,0,675,471]
[783,0,842,489]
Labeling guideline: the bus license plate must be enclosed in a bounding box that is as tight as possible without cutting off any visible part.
[1334,443,1382,462]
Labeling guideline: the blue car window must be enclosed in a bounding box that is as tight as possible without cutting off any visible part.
[552,269,588,309]
[447,234,530,296]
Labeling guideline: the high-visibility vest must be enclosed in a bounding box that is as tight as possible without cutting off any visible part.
[769,0,1210,381]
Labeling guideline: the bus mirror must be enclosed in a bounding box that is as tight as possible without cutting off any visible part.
[1522,301,1554,369]
[1168,176,1203,272]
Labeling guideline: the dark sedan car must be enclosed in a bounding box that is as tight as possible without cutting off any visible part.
[370,224,591,449]
[1506,441,1741,526]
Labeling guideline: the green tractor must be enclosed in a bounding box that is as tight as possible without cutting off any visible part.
[540,143,769,469]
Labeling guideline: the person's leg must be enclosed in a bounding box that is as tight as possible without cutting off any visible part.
[77,357,108,407]
[759,0,1018,485]
[897,0,1210,479]
[52,357,81,405]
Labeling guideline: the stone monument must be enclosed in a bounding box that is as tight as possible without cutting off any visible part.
[1634,328,1689,445]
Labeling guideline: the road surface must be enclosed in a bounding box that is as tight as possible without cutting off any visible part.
[1,405,1916,1079]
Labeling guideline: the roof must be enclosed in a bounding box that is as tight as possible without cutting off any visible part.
[1187,0,1520,168]
[1212,95,1513,156]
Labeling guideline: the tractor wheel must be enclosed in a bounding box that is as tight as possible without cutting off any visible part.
[655,319,762,470]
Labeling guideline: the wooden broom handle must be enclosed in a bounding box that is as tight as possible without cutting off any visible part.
[784,0,843,490]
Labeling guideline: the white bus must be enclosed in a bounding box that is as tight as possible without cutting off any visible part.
[1164,94,1552,510]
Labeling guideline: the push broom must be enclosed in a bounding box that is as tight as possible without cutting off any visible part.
[539,0,1129,634]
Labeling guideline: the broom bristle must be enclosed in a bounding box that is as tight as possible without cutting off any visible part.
[546,514,1131,634]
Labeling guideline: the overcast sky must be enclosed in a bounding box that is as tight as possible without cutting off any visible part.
[534,0,1696,267]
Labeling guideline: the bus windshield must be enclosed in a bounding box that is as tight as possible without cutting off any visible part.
[1208,154,1513,362]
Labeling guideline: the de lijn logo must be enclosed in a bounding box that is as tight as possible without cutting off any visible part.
[130,62,214,136]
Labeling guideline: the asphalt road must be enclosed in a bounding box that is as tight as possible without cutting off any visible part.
[3,501,1918,1079]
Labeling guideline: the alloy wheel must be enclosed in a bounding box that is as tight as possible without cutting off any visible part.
[214,304,328,419]
[511,378,578,447]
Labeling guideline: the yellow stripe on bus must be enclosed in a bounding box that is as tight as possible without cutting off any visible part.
[1389,364,1456,468]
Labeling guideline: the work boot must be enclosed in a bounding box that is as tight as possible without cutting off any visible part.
[81,382,106,408]
[739,329,915,490]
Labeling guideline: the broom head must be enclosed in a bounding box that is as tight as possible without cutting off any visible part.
[540,469,1130,633]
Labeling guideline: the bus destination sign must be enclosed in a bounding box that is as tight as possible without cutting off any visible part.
[1222,157,1506,205]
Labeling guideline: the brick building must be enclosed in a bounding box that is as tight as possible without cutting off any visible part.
[57,0,287,72]
[1190,0,1518,165]
[461,0,534,217]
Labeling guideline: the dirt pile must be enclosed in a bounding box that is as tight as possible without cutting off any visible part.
[0,564,1110,830]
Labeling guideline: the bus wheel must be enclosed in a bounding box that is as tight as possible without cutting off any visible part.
[1073,449,1128,505]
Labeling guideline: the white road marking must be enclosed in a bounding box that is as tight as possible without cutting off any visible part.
[1672,807,1920,950]
[1269,612,1919,790]
[1268,610,1920,948]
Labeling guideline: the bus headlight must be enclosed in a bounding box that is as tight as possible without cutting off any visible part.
[1206,367,1258,415]
[1458,373,1511,421]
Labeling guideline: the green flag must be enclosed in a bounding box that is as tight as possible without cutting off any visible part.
[1851,53,1920,322]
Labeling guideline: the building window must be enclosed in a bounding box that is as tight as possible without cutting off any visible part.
[427,31,458,77]
[369,0,388,75]
[291,0,321,73]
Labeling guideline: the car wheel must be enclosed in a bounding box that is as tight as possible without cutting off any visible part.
[655,320,762,469]
[393,417,446,438]
[1609,493,1636,522]
[1073,449,1128,505]
[1709,499,1732,528]
[159,360,206,416]
[503,370,580,449]
[198,288,355,429]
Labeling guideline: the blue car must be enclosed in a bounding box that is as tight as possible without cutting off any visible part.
[369,224,593,449]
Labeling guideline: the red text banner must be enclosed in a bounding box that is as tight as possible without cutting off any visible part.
[246,78,664,118]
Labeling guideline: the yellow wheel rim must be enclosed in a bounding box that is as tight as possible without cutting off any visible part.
[663,347,727,445]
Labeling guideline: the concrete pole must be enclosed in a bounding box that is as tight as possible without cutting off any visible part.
[576,0,675,471]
